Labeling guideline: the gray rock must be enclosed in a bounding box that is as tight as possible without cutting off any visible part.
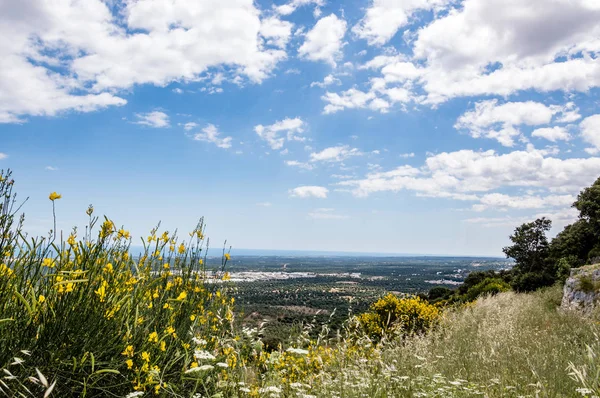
[561,264,600,314]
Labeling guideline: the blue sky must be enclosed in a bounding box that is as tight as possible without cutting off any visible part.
[1,0,600,256]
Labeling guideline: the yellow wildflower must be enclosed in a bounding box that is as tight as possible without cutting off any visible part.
[103,263,113,273]
[163,263,170,270]
[148,332,159,343]
[178,243,185,254]
[198,258,203,265]
[141,352,150,362]
[38,295,45,303]
[122,345,134,357]
[48,192,62,201]
[126,359,134,369]
[95,280,108,302]
[222,272,231,281]
[67,234,76,246]
[42,258,55,268]
[190,314,196,321]
[165,326,175,336]
[176,291,187,300]
[160,341,166,352]
[224,253,231,261]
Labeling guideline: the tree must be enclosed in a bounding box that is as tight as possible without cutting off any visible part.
[503,217,554,291]
[574,176,600,233]
[548,219,596,266]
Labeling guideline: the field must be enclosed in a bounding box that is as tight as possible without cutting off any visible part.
[224,255,511,346]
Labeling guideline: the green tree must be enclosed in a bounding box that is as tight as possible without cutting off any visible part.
[503,217,555,292]
[574,176,600,233]
[548,219,596,266]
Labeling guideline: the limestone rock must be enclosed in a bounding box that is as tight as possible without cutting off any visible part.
[561,264,600,313]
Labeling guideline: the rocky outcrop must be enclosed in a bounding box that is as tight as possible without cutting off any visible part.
[561,264,600,313]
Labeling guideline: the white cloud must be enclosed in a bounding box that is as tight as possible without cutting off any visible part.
[172,88,183,94]
[134,111,170,128]
[353,0,451,45]
[399,152,415,158]
[256,202,272,207]
[45,166,58,171]
[308,208,349,219]
[182,122,199,131]
[0,0,288,123]
[338,148,600,212]
[298,14,347,66]
[285,160,314,170]
[413,0,600,103]
[464,208,578,228]
[531,126,571,142]
[255,117,305,150]
[191,124,233,149]
[0,153,7,160]
[260,17,294,49]
[322,88,377,114]
[310,74,341,88]
[274,0,324,16]
[289,185,329,198]
[326,0,600,112]
[476,193,575,211]
[455,100,575,146]
[581,114,600,151]
[310,145,361,162]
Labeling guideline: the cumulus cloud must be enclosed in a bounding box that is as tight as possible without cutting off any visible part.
[338,148,600,212]
[531,126,571,142]
[133,111,170,128]
[191,124,233,149]
[0,153,7,160]
[298,14,347,66]
[274,0,324,16]
[255,117,305,150]
[310,74,341,88]
[455,100,577,146]
[326,0,600,113]
[581,114,600,152]
[309,145,361,162]
[0,0,288,123]
[289,185,329,198]
[353,0,451,45]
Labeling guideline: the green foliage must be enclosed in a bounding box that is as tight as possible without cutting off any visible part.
[548,219,596,266]
[465,278,511,301]
[574,176,600,234]
[577,274,600,293]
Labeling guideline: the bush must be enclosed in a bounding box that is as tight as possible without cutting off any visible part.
[465,277,511,301]
[358,294,440,339]
[0,170,245,397]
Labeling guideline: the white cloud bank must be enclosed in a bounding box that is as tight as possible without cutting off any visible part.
[255,117,305,150]
[0,0,290,123]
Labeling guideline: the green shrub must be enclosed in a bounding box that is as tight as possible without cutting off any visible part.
[465,277,511,301]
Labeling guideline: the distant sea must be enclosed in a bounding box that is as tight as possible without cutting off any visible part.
[128,246,503,259]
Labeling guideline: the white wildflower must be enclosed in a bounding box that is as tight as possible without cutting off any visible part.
[125,392,145,398]
[286,347,309,355]
[193,350,216,361]
[216,362,229,368]
[185,365,214,373]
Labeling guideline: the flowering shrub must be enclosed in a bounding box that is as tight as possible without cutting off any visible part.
[358,294,440,339]
[0,170,241,396]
